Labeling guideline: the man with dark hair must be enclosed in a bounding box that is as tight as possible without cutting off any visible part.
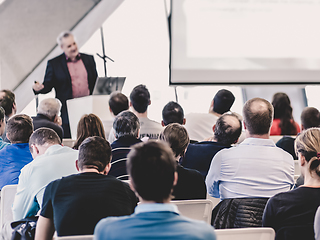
[108,110,142,180]
[105,91,129,143]
[206,98,294,200]
[35,137,137,239]
[0,114,33,189]
[32,31,98,138]
[161,101,186,126]
[12,128,78,221]
[182,113,242,179]
[32,98,64,141]
[185,89,236,141]
[0,107,10,150]
[94,141,216,240]
[0,89,17,142]
[129,84,163,140]
[301,107,320,130]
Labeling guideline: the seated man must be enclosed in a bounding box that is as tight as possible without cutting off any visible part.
[109,110,142,180]
[0,114,33,189]
[161,101,186,127]
[94,141,216,240]
[12,128,78,221]
[185,89,235,141]
[35,136,137,238]
[32,98,64,141]
[0,106,10,150]
[206,98,294,200]
[105,91,129,143]
[129,84,163,140]
[182,113,242,179]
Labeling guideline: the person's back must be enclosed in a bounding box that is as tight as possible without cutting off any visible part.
[12,128,78,220]
[206,98,294,200]
[182,113,242,179]
[0,114,33,189]
[94,141,216,240]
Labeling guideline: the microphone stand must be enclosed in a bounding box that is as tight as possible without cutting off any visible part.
[96,27,114,77]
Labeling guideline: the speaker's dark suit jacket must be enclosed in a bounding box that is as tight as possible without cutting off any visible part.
[34,53,98,137]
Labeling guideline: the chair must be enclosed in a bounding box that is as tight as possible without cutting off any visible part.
[294,160,300,175]
[62,139,76,148]
[215,227,275,240]
[0,184,18,227]
[55,235,93,240]
[171,199,213,224]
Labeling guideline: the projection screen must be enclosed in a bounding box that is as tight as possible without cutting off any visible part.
[170,0,320,85]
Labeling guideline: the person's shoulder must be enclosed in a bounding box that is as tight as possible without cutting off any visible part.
[49,53,65,63]
[177,216,216,239]
[95,215,132,236]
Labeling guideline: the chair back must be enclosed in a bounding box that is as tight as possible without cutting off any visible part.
[172,199,213,224]
[0,184,18,227]
[55,235,93,240]
[215,227,275,240]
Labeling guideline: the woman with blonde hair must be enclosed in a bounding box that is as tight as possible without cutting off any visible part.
[72,114,106,150]
[262,128,320,240]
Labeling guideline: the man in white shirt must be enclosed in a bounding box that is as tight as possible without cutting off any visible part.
[12,128,78,220]
[129,84,163,140]
[185,89,235,141]
[206,97,294,200]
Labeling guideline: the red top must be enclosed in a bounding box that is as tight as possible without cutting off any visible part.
[67,58,89,99]
[270,118,301,136]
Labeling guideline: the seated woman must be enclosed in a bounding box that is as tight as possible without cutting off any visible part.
[270,92,300,136]
[159,123,206,200]
[72,113,106,150]
[262,127,320,240]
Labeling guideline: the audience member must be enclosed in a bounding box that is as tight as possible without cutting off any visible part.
[182,113,242,179]
[0,107,9,150]
[108,110,142,180]
[270,92,300,135]
[105,91,129,143]
[206,98,294,200]
[0,114,33,189]
[263,128,320,240]
[301,107,320,130]
[32,98,64,141]
[159,123,206,200]
[0,89,17,142]
[315,206,320,240]
[129,84,163,140]
[94,141,216,240]
[35,136,137,239]
[12,128,78,221]
[185,89,235,141]
[161,101,186,126]
[72,113,106,150]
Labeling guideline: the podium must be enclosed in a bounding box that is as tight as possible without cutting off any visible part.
[66,95,112,139]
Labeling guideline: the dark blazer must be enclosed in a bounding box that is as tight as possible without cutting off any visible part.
[34,53,98,126]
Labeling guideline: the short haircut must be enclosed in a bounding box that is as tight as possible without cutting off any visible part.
[213,89,235,114]
[37,98,62,119]
[0,89,15,116]
[301,107,320,130]
[29,127,61,152]
[113,110,140,139]
[56,31,73,46]
[129,84,150,113]
[243,98,273,135]
[7,114,33,143]
[109,91,129,116]
[78,136,112,172]
[73,114,106,150]
[159,123,189,158]
[214,113,242,145]
[295,127,320,177]
[0,107,5,122]
[127,141,176,202]
[162,101,184,126]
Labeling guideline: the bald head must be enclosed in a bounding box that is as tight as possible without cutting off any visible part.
[243,98,273,136]
[214,113,242,145]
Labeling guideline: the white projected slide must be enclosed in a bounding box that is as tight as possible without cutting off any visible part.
[171,0,320,84]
